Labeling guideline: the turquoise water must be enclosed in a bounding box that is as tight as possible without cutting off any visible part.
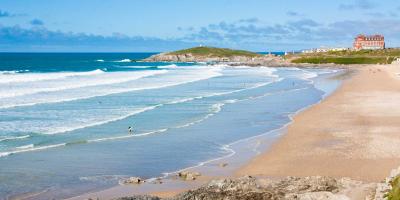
[0,53,341,199]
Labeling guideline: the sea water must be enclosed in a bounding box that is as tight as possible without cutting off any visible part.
[0,53,342,199]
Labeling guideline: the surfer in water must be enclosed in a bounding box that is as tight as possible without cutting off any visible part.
[128,126,133,134]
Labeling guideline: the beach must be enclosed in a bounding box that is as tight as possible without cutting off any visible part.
[144,63,400,199]
[238,63,400,182]
[4,57,400,199]
[1,53,347,199]
[90,63,400,199]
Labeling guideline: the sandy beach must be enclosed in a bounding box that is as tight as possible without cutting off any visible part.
[238,63,400,182]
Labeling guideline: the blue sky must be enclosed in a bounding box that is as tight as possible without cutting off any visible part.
[0,0,400,52]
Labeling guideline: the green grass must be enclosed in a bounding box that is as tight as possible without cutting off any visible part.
[299,49,400,57]
[168,46,261,57]
[287,48,400,65]
[291,56,394,65]
[386,176,400,200]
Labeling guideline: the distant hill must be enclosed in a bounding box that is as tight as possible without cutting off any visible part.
[144,46,262,62]
[169,47,261,57]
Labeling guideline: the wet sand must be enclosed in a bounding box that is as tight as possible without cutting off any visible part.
[238,63,400,182]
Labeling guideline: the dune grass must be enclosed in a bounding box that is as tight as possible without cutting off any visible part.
[315,49,400,57]
[288,48,400,65]
[291,56,394,65]
[386,176,400,200]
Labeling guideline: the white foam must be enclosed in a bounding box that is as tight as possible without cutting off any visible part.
[174,100,239,129]
[298,68,338,80]
[0,135,30,142]
[0,143,66,158]
[15,144,34,149]
[88,128,168,143]
[0,68,221,109]
[0,70,30,75]
[0,129,170,158]
[96,59,104,62]
[118,66,157,69]
[5,75,271,136]
[157,64,178,69]
[0,70,165,99]
[0,69,105,84]
[298,70,318,80]
[115,59,131,63]
[43,106,161,135]
[79,175,126,182]
[284,67,301,71]
[0,74,293,158]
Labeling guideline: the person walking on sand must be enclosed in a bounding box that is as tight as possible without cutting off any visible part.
[128,126,133,134]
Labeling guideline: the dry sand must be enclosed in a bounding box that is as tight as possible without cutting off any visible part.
[238,63,400,182]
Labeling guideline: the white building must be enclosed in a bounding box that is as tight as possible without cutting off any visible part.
[302,47,349,54]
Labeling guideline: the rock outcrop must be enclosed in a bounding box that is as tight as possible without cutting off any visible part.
[144,53,257,63]
[177,171,201,181]
[172,176,349,200]
[114,175,379,200]
[143,53,288,67]
[119,177,145,185]
[114,196,161,200]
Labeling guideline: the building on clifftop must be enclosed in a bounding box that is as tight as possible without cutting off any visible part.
[353,34,385,50]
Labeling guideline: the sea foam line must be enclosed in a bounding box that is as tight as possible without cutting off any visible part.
[0,143,66,158]
[44,106,161,135]
[0,68,222,109]
[0,69,105,84]
[87,70,338,157]
[0,85,270,157]
[0,135,30,142]
[0,70,168,99]
[0,68,284,157]
[32,72,278,135]
[0,79,305,159]
[114,59,131,63]
[0,129,169,158]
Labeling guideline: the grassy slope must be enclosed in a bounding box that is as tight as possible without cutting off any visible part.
[168,47,261,57]
[290,49,400,65]
[292,57,394,65]
[386,176,400,200]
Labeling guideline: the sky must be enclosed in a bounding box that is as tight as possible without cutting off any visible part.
[0,0,400,52]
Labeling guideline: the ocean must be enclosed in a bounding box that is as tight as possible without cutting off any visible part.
[0,53,342,199]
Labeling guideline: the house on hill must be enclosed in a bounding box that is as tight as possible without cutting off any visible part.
[353,34,385,50]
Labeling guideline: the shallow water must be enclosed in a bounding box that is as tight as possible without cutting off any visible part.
[0,53,341,199]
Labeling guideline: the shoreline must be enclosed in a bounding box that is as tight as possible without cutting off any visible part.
[66,67,346,200]
[238,63,400,183]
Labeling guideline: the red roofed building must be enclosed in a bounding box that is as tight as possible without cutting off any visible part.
[353,34,385,50]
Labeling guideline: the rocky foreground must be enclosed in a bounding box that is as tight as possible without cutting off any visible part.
[114,167,400,200]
